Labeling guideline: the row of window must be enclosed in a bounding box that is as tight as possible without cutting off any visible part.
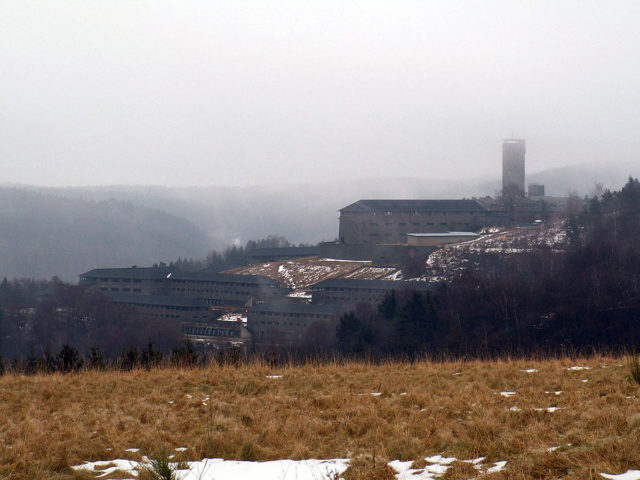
[171,287,252,296]
[254,311,328,319]
[99,278,143,283]
[368,211,471,217]
[172,279,260,288]
[315,286,387,293]
[96,278,274,289]
[101,287,142,293]
[367,222,472,228]
[257,320,303,327]
[182,326,239,337]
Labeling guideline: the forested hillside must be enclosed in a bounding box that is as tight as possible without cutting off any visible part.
[337,177,640,357]
[25,161,634,250]
[0,188,212,281]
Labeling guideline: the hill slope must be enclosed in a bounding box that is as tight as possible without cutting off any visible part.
[0,188,212,281]
[0,357,637,479]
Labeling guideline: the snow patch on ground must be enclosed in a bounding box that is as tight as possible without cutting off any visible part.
[601,471,640,480]
[533,407,563,413]
[389,455,505,479]
[73,458,349,480]
[287,291,312,299]
[74,454,509,480]
[218,312,247,323]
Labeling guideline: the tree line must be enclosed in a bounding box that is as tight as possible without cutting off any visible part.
[169,234,314,272]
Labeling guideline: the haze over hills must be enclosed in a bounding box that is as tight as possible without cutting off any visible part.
[0,188,212,281]
[1,162,635,281]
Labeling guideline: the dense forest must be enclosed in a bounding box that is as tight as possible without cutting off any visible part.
[337,177,640,357]
[0,278,195,371]
[170,234,314,272]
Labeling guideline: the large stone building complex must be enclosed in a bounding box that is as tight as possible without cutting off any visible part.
[78,139,573,350]
[79,267,282,306]
[337,199,490,245]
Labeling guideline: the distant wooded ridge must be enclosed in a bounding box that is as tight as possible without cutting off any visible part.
[0,162,634,280]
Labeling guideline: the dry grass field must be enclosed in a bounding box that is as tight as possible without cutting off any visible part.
[0,356,639,479]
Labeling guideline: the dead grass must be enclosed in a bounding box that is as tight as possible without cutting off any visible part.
[0,356,638,479]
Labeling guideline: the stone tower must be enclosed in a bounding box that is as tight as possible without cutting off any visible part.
[502,138,526,197]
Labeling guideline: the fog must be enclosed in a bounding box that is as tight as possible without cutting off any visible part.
[1,1,638,188]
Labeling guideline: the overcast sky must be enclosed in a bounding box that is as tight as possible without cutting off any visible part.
[1,1,639,187]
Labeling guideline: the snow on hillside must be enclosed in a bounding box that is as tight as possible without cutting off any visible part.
[226,258,399,296]
[418,222,568,283]
[226,223,568,289]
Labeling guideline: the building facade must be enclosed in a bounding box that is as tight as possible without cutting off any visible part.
[311,278,433,307]
[502,138,526,197]
[181,319,251,347]
[337,199,491,246]
[107,292,214,322]
[247,302,340,346]
[79,267,284,306]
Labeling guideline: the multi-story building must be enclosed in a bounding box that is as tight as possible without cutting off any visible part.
[247,302,340,346]
[79,267,284,306]
[181,319,251,347]
[311,278,433,306]
[337,199,491,245]
[107,292,214,322]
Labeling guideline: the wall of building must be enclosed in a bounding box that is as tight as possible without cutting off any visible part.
[311,281,432,307]
[181,320,250,345]
[502,138,526,196]
[247,305,338,346]
[168,279,282,306]
[82,277,164,296]
[119,301,213,322]
[338,211,486,245]
[81,273,283,307]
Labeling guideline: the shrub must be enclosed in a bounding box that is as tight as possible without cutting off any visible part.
[629,354,640,386]
[140,450,176,480]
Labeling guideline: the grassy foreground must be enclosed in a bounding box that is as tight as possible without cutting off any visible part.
[0,357,639,479]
